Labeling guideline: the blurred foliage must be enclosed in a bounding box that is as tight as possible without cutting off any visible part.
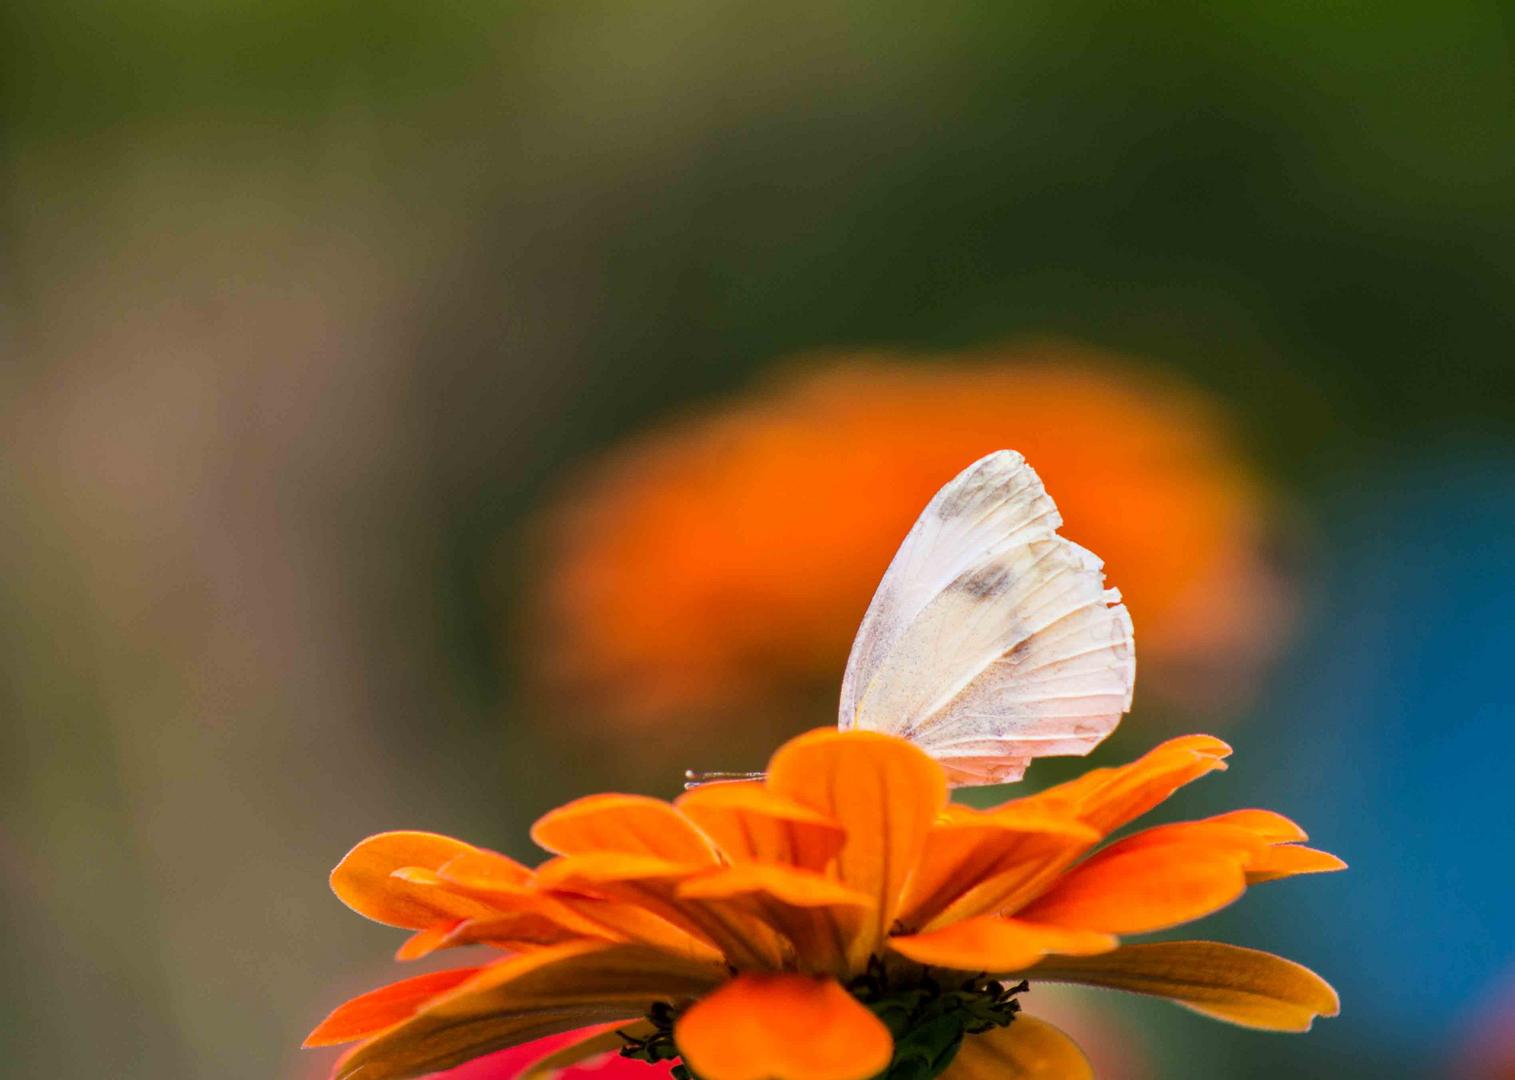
[1,2,1512,1078]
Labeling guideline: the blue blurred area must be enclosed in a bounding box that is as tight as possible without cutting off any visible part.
[1184,448,1515,1077]
[1278,452,1515,1031]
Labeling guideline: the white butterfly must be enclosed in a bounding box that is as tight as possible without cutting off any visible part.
[838,450,1135,786]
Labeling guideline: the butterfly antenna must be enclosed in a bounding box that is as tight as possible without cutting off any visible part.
[683,769,767,790]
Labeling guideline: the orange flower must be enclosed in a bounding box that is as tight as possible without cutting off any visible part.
[307,730,1343,1079]
[529,346,1291,730]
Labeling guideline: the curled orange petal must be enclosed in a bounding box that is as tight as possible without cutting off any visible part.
[532,794,721,864]
[675,973,893,1080]
[889,916,1116,973]
[330,831,506,930]
[1014,735,1231,835]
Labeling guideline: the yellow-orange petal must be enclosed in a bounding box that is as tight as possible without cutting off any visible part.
[889,916,1116,973]
[942,1016,1093,1079]
[304,966,482,1047]
[537,853,783,968]
[678,863,876,975]
[1245,844,1348,884]
[333,941,727,1080]
[895,805,1099,931]
[1017,735,1231,835]
[1016,837,1250,934]
[767,728,947,961]
[676,781,846,871]
[675,974,893,1080]
[330,831,506,930]
[531,794,721,865]
[1025,940,1340,1031]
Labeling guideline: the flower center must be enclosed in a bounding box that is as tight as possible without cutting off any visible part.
[618,966,1029,1080]
[850,962,1029,1080]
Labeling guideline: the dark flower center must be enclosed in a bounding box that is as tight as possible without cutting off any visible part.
[619,964,1028,1080]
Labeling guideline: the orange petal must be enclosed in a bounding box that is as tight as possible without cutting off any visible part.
[1245,844,1347,884]
[395,921,465,961]
[1025,940,1340,1031]
[332,941,726,1080]
[895,804,1099,931]
[675,973,893,1080]
[1043,814,1343,893]
[422,909,613,956]
[889,916,1115,972]
[676,781,846,871]
[678,863,876,975]
[537,853,783,968]
[438,847,534,886]
[541,891,726,963]
[943,1016,1093,1079]
[1017,835,1250,934]
[1202,808,1308,843]
[304,966,482,1047]
[330,831,507,929]
[1051,818,1267,867]
[532,794,720,864]
[391,877,640,960]
[767,728,947,962]
[1142,812,1343,884]
[1015,735,1231,834]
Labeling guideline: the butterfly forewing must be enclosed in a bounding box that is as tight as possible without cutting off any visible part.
[838,451,1135,786]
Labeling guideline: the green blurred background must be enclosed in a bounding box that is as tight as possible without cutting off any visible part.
[3,3,1513,1078]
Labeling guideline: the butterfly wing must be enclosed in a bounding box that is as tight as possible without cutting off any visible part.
[838,450,1135,786]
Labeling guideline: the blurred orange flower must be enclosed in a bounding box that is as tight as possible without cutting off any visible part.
[527,344,1291,732]
[307,729,1341,1079]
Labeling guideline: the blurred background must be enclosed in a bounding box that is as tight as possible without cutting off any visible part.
[3,3,1513,1077]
